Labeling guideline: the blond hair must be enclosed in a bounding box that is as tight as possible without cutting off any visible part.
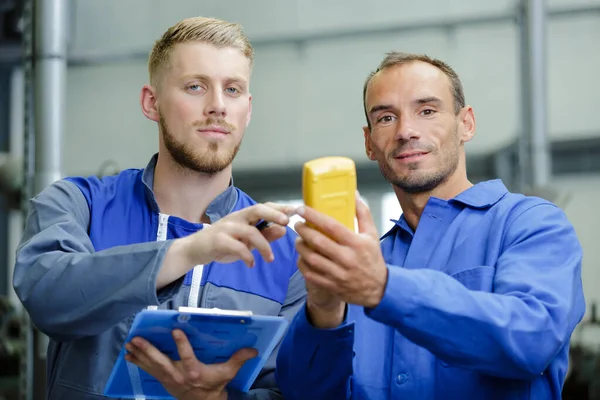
[363,52,465,128]
[148,16,253,87]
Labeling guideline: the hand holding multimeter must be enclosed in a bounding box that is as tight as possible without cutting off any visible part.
[302,156,358,232]
[256,156,357,234]
[172,203,295,271]
[294,157,388,327]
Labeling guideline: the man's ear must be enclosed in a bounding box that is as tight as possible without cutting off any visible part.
[246,95,252,127]
[363,126,376,161]
[140,84,159,122]
[459,105,476,143]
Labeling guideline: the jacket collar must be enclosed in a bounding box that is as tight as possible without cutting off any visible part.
[449,179,508,209]
[380,179,509,240]
[141,153,238,223]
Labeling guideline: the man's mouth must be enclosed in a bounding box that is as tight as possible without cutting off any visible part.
[197,126,230,135]
[394,151,429,160]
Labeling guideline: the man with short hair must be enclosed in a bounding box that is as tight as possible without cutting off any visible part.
[13,16,305,400]
[275,52,586,399]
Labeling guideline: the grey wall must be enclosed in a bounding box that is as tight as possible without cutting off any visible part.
[550,174,600,320]
[61,0,600,176]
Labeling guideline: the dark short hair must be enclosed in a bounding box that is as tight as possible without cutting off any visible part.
[363,52,465,129]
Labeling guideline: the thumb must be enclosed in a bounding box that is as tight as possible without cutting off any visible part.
[355,191,378,238]
[226,348,258,373]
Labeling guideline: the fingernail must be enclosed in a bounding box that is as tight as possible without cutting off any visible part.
[296,207,305,216]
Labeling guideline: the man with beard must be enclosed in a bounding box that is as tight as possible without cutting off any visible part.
[275,52,586,399]
[13,16,305,400]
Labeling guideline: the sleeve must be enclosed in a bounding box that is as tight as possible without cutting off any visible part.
[12,179,177,342]
[241,254,309,399]
[365,202,586,379]
[275,303,354,400]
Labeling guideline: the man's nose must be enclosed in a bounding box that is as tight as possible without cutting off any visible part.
[394,116,420,141]
[204,90,227,118]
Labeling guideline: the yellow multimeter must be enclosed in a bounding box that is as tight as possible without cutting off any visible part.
[302,156,357,232]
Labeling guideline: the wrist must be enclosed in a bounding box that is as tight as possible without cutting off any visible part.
[365,264,388,308]
[306,300,346,329]
[170,237,195,266]
[156,237,199,289]
[201,389,227,400]
[179,387,227,400]
[177,232,208,266]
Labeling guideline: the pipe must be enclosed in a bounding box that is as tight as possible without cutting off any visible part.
[19,0,69,399]
[19,1,34,398]
[518,0,551,189]
[33,0,67,194]
[6,68,24,314]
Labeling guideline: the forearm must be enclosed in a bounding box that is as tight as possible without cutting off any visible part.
[276,304,353,400]
[14,239,175,341]
[156,236,196,289]
[366,266,574,378]
[306,298,346,329]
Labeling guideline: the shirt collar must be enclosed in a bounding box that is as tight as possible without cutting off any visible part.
[142,153,238,223]
[380,179,509,240]
[449,179,508,209]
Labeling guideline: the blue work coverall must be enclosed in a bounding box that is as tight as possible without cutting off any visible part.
[276,179,585,400]
[13,154,305,400]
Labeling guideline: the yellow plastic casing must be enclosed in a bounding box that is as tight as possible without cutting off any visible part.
[302,156,357,232]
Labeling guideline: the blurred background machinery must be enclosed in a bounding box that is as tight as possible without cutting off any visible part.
[563,302,600,399]
[0,297,21,400]
[1,0,600,399]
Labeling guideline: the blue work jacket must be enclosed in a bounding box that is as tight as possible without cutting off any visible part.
[276,179,585,400]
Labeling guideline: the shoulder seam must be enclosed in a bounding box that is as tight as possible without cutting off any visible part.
[500,201,559,250]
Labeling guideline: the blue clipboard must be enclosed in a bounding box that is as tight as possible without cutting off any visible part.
[103,307,289,399]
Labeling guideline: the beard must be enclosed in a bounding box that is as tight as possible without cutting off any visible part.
[159,113,241,174]
[377,130,460,194]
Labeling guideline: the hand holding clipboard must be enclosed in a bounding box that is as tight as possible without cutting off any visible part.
[104,307,288,399]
